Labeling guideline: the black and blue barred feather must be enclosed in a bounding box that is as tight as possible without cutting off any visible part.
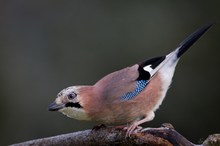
[120,80,148,100]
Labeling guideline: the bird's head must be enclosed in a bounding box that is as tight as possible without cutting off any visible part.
[48,86,91,120]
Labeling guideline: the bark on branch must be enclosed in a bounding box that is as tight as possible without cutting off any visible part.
[10,123,220,146]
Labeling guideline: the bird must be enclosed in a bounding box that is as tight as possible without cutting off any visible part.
[48,23,212,136]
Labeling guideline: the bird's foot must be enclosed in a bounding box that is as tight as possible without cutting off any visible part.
[125,124,143,137]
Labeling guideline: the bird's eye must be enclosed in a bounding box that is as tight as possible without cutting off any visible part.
[67,93,77,100]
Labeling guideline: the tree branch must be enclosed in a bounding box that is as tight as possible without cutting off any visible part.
[10,123,220,146]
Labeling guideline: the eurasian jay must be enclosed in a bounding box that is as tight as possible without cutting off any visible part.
[49,23,212,136]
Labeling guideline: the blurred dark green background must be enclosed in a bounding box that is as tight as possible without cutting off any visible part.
[0,1,219,145]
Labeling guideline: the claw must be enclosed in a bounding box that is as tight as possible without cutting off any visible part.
[125,112,155,137]
[125,123,142,137]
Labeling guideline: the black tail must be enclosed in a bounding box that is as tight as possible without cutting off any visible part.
[177,23,213,58]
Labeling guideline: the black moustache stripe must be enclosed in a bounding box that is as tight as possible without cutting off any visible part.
[65,102,83,109]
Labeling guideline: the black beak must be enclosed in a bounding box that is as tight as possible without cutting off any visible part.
[48,101,64,111]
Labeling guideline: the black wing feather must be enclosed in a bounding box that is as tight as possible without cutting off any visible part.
[137,56,166,80]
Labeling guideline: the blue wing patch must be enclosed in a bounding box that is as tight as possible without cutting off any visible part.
[120,80,148,100]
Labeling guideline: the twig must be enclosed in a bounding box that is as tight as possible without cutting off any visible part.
[10,123,220,146]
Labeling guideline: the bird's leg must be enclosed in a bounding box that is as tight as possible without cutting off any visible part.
[126,111,155,137]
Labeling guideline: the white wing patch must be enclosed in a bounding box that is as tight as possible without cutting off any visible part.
[143,65,153,72]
